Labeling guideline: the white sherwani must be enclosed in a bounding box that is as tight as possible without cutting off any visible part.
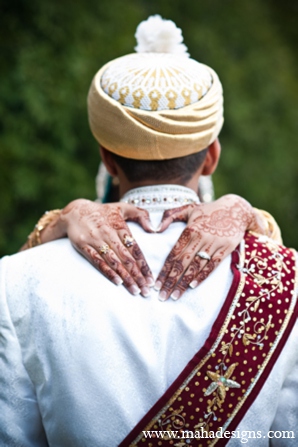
[0,186,297,446]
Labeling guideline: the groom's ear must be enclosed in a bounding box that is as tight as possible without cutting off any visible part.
[99,146,119,177]
[201,139,221,175]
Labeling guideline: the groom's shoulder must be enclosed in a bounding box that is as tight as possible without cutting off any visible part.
[0,239,89,294]
[2,239,76,270]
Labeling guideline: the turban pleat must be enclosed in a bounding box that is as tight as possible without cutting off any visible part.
[88,61,223,160]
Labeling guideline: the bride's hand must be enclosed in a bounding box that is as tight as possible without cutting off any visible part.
[22,199,155,297]
[154,194,271,301]
[22,195,279,301]
[60,200,156,297]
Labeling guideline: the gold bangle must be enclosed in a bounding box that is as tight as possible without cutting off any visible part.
[27,209,61,248]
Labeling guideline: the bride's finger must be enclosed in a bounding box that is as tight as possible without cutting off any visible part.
[159,254,203,301]
[98,241,151,297]
[158,246,213,301]
[188,238,242,289]
[113,227,154,286]
[76,244,123,286]
[120,205,155,233]
[154,227,197,294]
[188,256,221,290]
[157,205,197,233]
[169,248,214,300]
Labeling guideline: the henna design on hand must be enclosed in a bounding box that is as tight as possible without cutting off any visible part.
[157,227,195,284]
[131,243,151,278]
[157,195,256,300]
[60,195,258,301]
[85,246,121,285]
[63,201,130,230]
[193,206,251,237]
[61,199,154,295]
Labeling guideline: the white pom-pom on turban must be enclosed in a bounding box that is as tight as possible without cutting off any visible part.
[135,14,189,56]
[87,15,224,160]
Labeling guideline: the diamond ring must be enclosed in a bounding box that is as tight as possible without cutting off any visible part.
[123,235,134,248]
[196,251,211,261]
[99,244,110,255]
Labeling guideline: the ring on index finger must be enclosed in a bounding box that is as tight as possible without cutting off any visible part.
[123,235,134,248]
[196,251,211,261]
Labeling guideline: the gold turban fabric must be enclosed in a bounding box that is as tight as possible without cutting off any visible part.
[87,53,224,160]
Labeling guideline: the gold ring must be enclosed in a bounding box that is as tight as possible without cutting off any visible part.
[99,244,110,255]
[123,235,134,248]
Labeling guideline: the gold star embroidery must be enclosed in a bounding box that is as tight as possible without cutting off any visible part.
[204,363,240,401]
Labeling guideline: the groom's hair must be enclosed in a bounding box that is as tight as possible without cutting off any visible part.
[110,148,208,184]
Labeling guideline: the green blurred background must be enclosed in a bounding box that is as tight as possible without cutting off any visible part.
[1,0,298,256]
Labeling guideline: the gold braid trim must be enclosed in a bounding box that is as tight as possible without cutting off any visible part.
[27,210,61,248]
[253,208,283,244]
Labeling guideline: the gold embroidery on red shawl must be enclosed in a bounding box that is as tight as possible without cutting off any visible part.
[130,235,297,446]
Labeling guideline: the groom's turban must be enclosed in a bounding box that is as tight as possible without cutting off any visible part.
[87,15,224,160]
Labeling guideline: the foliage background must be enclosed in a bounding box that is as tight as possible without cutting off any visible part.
[1,0,297,256]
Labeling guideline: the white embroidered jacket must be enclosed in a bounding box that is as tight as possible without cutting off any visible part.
[0,186,297,446]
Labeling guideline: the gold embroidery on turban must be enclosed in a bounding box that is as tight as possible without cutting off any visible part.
[88,56,224,160]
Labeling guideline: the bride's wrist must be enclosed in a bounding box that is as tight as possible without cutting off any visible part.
[27,209,63,247]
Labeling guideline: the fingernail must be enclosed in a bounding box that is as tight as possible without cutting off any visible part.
[141,287,151,297]
[149,224,157,232]
[114,277,123,286]
[130,285,141,295]
[156,224,162,232]
[189,280,198,289]
[158,291,167,301]
[171,290,181,301]
[154,281,162,291]
[146,277,155,287]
